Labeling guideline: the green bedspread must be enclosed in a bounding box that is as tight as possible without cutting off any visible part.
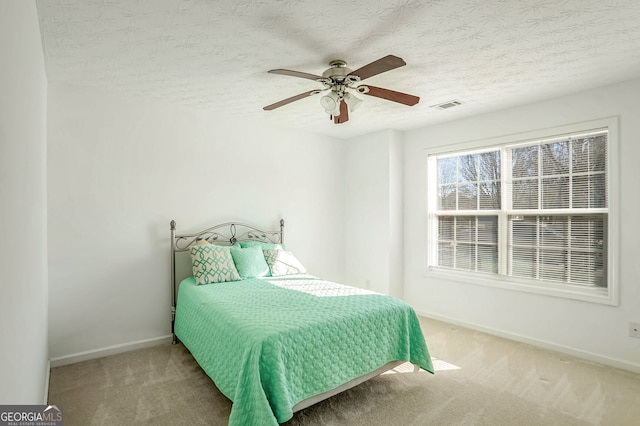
[174,275,433,426]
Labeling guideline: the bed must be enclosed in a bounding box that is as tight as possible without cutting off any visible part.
[170,219,433,426]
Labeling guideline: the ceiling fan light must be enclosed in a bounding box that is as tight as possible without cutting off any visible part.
[320,91,340,113]
[320,92,340,112]
[343,92,363,112]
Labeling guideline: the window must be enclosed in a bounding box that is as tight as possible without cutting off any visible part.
[426,119,617,304]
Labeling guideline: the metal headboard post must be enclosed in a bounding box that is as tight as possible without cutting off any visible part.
[280,218,285,245]
[170,218,284,345]
[170,220,177,344]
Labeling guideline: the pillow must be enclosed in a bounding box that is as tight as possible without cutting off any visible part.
[190,243,240,285]
[239,241,285,250]
[263,249,307,276]
[230,246,270,279]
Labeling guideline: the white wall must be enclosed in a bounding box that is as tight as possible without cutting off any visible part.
[0,1,49,403]
[388,131,404,298]
[403,78,640,371]
[47,84,346,360]
[344,130,403,297]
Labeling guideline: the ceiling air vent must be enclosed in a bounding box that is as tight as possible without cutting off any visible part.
[430,100,463,110]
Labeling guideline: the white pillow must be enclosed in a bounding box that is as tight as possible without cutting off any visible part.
[263,249,307,276]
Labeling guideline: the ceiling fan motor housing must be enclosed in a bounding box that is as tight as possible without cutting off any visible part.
[322,60,353,80]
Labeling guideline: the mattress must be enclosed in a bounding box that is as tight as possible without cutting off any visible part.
[174,274,433,426]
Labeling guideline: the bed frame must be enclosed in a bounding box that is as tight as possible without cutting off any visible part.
[170,218,285,345]
[169,218,408,415]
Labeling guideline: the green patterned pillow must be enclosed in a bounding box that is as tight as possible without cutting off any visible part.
[230,246,270,279]
[239,241,285,250]
[190,244,240,285]
[263,249,307,276]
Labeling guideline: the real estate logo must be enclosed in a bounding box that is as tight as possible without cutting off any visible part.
[0,405,63,426]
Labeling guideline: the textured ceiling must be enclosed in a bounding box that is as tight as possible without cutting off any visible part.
[36,0,640,139]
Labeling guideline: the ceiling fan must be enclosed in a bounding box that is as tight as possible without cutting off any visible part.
[263,55,420,124]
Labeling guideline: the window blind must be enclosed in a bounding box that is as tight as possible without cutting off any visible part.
[431,129,608,289]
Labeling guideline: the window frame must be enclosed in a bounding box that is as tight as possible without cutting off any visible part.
[425,117,619,305]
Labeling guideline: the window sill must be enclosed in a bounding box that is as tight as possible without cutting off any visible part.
[425,267,617,306]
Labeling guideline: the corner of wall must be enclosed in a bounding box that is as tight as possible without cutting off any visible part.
[0,0,50,404]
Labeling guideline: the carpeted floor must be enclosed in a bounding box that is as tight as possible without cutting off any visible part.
[48,317,640,425]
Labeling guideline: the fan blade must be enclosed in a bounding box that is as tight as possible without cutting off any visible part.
[268,69,323,81]
[362,85,420,106]
[349,55,406,80]
[263,91,318,111]
[334,100,349,124]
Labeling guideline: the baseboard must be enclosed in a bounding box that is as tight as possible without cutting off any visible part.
[43,359,50,404]
[49,335,173,368]
[418,311,640,374]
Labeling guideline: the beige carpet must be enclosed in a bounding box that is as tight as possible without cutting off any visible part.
[48,317,640,425]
